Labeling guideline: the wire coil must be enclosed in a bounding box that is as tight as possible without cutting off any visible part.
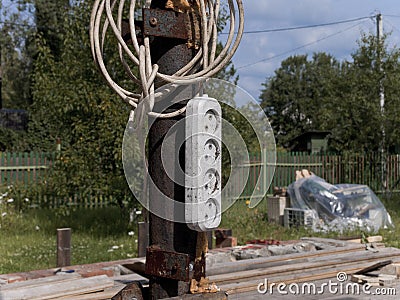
[89,0,244,118]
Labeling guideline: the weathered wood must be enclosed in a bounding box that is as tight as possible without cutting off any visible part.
[167,291,228,299]
[56,283,126,300]
[0,275,113,300]
[220,256,400,295]
[300,237,347,247]
[207,242,366,276]
[0,273,81,291]
[209,248,400,286]
[353,260,393,275]
[347,235,383,244]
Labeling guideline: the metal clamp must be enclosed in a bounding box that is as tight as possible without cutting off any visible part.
[142,8,200,48]
[145,247,190,281]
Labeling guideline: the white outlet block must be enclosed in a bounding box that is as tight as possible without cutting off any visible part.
[185,95,222,231]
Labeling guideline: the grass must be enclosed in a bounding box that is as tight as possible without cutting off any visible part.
[0,205,139,274]
[1,194,399,275]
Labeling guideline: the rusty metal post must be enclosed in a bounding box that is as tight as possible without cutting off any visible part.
[146,0,205,298]
[57,228,71,267]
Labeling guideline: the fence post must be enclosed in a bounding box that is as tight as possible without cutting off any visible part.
[57,228,71,268]
[262,146,267,194]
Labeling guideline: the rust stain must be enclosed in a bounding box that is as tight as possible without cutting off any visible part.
[190,277,220,294]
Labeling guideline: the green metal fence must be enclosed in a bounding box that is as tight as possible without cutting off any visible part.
[0,152,54,186]
[233,151,400,200]
[1,151,399,207]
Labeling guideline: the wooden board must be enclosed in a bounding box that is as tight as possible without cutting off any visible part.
[207,247,400,295]
[0,273,81,291]
[207,242,366,276]
[0,275,114,300]
[209,247,400,285]
[219,256,400,295]
[56,283,126,300]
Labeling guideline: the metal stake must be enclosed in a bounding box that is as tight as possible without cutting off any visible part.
[57,228,71,268]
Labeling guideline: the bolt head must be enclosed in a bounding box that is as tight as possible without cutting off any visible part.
[150,17,158,26]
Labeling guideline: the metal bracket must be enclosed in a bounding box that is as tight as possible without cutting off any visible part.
[145,247,190,281]
[143,8,189,39]
[142,8,200,48]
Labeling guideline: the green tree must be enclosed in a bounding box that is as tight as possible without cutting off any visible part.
[33,0,70,60]
[260,33,400,154]
[260,53,340,149]
[28,1,134,206]
[0,0,34,109]
[329,33,400,153]
[24,0,240,208]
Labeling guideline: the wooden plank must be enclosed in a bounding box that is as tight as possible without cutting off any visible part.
[0,273,81,290]
[353,260,393,275]
[56,283,126,300]
[300,237,348,247]
[346,235,383,244]
[219,255,400,295]
[207,242,366,276]
[57,269,149,299]
[209,248,400,285]
[0,275,114,300]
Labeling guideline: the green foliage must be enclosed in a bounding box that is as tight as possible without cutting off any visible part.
[260,33,400,154]
[33,0,70,59]
[2,0,240,209]
[0,1,35,109]
[28,1,135,206]
[0,127,28,151]
[260,53,341,149]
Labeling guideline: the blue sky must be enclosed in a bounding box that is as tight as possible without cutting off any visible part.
[234,0,400,99]
[2,0,400,102]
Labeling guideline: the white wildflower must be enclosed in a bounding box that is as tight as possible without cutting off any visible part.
[134,239,138,243]
[128,231,134,236]
[107,249,114,252]
[25,198,30,202]
[135,210,142,215]
[112,245,119,250]
[7,198,14,203]
[1,212,7,217]
[2,192,8,198]
[35,225,40,231]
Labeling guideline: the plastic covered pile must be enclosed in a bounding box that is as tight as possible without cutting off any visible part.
[287,175,393,232]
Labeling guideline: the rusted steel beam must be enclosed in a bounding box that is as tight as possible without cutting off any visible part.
[146,0,205,298]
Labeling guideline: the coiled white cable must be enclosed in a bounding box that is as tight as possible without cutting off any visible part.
[89,0,244,118]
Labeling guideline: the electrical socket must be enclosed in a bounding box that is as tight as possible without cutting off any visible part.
[185,95,222,232]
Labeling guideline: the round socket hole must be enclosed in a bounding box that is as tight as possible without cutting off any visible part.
[204,110,218,134]
[204,139,220,163]
[204,198,218,225]
[203,169,220,195]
